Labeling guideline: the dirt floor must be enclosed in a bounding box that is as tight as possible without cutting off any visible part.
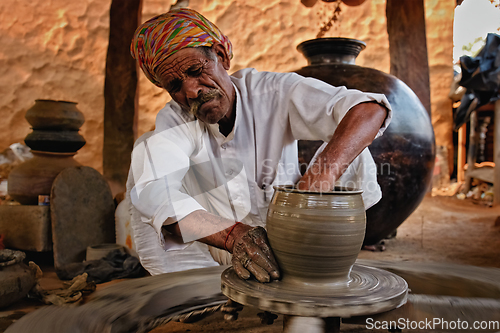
[357,194,500,268]
[1,194,499,332]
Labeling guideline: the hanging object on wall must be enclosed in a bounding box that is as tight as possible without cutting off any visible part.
[341,0,366,6]
[301,0,318,7]
[316,1,342,38]
[302,0,367,8]
[322,0,366,4]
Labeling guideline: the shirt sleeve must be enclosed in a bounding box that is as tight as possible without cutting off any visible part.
[128,105,207,247]
[276,73,392,142]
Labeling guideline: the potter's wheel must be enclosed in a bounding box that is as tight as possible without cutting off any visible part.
[221,264,408,318]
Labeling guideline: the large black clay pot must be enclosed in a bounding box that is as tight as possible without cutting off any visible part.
[294,38,435,245]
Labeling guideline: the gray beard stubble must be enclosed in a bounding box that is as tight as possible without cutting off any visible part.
[190,89,223,117]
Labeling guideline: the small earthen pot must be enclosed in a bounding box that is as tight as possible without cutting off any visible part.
[0,250,36,308]
[25,100,85,131]
[266,186,365,289]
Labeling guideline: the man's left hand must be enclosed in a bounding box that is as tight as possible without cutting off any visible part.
[228,225,280,283]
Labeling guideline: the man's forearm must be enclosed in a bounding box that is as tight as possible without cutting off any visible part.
[164,210,280,282]
[298,101,388,191]
[163,210,252,252]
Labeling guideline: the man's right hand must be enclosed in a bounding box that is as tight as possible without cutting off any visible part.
[227,224,280,283]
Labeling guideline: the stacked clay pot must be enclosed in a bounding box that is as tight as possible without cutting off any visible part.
[8,100,85,205]
[24,100,86,153]
[294,38,435,245]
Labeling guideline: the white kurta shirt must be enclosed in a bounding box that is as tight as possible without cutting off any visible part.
[127,68,392,275]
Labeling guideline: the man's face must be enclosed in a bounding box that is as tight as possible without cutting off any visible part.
[156,45,235,124]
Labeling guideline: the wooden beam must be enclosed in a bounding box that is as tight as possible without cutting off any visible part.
[494,100,500,205]
[464,111,478,192]
[386,0,431,115]
[103,0,142,192]
[457,123,467,182]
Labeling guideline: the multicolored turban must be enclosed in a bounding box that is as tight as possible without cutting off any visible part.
[131,8,233,88]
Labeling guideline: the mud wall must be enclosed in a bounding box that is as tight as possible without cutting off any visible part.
[0,0,110,170]
[0,0,455,173]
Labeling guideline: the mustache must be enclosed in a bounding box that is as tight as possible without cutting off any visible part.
[190,89,222,116]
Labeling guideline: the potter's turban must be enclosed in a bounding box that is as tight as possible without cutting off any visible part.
[130,8,233,87]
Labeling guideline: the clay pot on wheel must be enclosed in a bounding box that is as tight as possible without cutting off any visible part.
[0,250,36,308]
[294,38,435,245]
[266,186,365,288]
[8,151,81,205]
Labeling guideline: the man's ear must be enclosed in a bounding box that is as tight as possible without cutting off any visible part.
[212,43,231,70]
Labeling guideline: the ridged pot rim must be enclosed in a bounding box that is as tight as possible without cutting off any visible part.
[30,150,77,157]
[297,37,366,56]
[34,99,78,105]
[273,184,363,195]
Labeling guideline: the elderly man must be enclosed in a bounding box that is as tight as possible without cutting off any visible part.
[127,8,391,282]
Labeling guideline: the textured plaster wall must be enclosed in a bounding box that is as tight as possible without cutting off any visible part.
[0,0,110,171]
[0,0,454,173]
[425,0,455,168]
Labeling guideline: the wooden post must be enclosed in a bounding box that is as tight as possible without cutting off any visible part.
[464,111,478,193]
[386,0,431,115]
[494,100,500,205]
[103,0,142,194]
[457,124,467,183]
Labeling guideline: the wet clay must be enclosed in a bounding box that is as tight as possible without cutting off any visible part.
[266,186,365,287]
[222,187,408,317]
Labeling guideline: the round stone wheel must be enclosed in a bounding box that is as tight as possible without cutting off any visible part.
[221,264,408,318]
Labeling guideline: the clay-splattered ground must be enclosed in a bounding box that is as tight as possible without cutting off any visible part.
[151,194,500,332]
[358,194,500,268]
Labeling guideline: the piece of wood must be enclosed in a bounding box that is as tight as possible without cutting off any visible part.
[50,166,115,270]
[465,111,479,192]
[457,124,467,182]
[103,0,142,190]
[0,205,51,252]
[494,99,500,205]
[466,166,494,184]
[386,0,431,115]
